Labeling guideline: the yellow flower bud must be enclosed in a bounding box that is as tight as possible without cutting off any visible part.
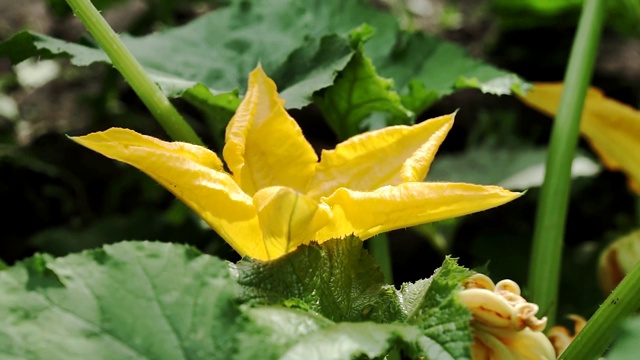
[460,274,556,360]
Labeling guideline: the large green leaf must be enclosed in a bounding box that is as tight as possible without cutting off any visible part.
[0,241,241,359]
[238,306,454,360]
[0,240,474,359]
[272,34,355,109]
[314,26,413,140]
[236,306,335,360]
[0,0,527,124]
[275,322,450,360]
[0,3,356,110]
[306,1,528,114]
[375,32,529,115]
[305,0,529,115]
[235,236,404,323]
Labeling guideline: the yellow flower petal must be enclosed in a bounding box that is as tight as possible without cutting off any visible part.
[519,83,640,193]
[71,127,224,171]
[315,182,521,241]
[70,128,264,258]
[500,328,556,360]
[307,113,454,198]
[252,186,332,260]
[473,328,556,360]
[472,331,517,360]
[223,66,318,196]
[459,289,515,330]
[464,273,497,290]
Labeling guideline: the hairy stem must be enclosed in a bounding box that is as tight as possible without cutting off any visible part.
[65,0,203,145]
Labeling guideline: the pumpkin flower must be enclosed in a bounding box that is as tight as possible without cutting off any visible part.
[71,66,520,260]
[459,274,556,360]
[519,83,640,194]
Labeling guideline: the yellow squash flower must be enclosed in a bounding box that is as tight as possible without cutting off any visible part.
[460,274,556,360]
[519,83,640,194]
[72,66,520,260]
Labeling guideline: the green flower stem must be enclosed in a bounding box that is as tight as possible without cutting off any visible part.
[527,0,605,324]
[559,260,640,360]
[369,234,393,284]
[64,0,204,145]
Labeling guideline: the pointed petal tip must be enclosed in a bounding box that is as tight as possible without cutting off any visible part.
[415,112,456,134]
[248,64,278,94]
[424,111,456,125]
[490,185,524,203]
[71,126,225,174]
[69,127,133,149]
[225,62,316,194]
[249,63,267,78]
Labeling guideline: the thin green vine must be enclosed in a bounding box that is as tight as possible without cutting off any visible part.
[64,0,204,145]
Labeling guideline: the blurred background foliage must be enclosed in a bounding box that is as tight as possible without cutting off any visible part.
[0,0,639,326]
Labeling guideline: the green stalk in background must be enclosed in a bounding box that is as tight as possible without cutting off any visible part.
[369,233,394,284]
[64,0,204,145]
[559,260,640,359]
[527,0,605,324]
[369,233,397,360]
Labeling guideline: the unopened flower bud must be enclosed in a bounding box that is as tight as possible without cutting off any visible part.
[460,274,556,360]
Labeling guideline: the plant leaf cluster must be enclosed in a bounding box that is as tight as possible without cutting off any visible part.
[0,239,472,359]
[0,0,527,139]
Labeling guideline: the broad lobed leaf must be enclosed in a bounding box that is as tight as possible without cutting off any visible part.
[0,0,528,136]
[314,41,414,140]
[0,239,474,359]
[276,322,452,360]
[238,307,455,360]
[0,241,241,359]
[0,1,355,111]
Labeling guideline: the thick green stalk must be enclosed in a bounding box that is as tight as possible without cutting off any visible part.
[64,0,203,145]
[369,234,393,284]
[559,260,640,359]
[527,0,605,323]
